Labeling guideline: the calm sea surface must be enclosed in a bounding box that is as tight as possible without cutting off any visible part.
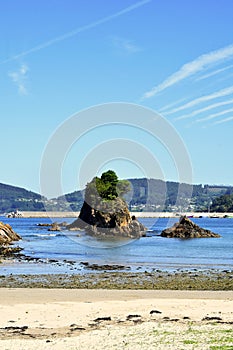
[1,216,233,274]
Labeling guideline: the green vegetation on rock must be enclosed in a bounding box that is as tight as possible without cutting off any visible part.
[85,170,131,204]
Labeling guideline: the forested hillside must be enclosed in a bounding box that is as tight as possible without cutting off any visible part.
[54,179,233,212]
[0,183,45,213]
[210,193,233,212]
[1,179,232,213]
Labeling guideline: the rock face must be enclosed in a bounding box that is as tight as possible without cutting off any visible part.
[161,216,221,238]
[68,197,146,238]
[0,221,21,245]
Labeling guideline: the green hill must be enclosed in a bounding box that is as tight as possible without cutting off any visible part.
[54,179,233,212]
[1,179,232,213]
[120,179,232,212]
[0,183,45,213]
[210,192,233,212]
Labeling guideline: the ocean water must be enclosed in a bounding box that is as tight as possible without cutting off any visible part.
[1,216,233,274]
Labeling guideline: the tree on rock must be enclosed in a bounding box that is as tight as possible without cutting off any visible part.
[97,170,118,200]
[86,170,130,203]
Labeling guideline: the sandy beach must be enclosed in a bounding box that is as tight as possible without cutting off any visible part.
[0,288,232,349]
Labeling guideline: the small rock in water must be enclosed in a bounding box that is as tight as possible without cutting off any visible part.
[161,216,221,238]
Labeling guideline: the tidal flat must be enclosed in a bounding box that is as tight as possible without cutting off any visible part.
[0,270,232,290]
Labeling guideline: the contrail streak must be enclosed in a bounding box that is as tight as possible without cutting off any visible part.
[1,0,151,64]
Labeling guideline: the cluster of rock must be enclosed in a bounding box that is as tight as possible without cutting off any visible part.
[161,216,221,238]
[48,222,67,231]
[80,262,129,270]
[0,221,21,245]
[0,221,21,257]
[37,222,67,231]
[67,197,146,238]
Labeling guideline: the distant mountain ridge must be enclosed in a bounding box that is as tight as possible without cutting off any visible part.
[0,179,233,213]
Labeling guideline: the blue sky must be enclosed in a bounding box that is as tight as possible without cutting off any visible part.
[1,0,233,197]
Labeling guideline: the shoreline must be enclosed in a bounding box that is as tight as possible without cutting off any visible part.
[15,211,233,218]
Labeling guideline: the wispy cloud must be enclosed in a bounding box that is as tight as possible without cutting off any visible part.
[176,98,233,120]
[1,0,150,64]
[212,71,233,85]
[196,107,233,123]
[163,86,233,117]
[195,64,233,81]
[112,37,142,54]
[8,64,29,95]
[214,115,233,124]
[142,44,233,99]
[159,97,189,112]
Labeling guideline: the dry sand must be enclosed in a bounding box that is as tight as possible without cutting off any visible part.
[0,289,232,349]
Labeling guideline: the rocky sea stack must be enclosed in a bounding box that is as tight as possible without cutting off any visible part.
[67,170,146,238]
[161,216,221,238]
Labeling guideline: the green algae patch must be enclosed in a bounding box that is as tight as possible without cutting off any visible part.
[0,270,232,290]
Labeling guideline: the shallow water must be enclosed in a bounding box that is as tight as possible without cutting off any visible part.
[1,216,233,274]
